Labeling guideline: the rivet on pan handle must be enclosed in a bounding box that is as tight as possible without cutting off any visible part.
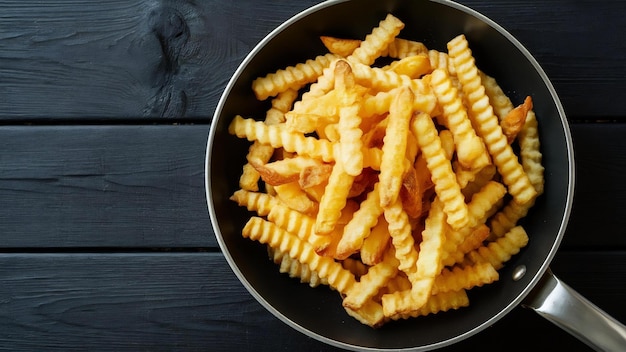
[523,268,626,351]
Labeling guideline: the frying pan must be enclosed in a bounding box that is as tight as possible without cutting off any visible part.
[205,0,626,350]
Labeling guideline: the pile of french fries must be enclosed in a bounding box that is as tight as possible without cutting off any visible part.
[227,13,544,327]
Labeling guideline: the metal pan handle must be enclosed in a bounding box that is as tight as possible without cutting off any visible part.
[523,268,626,351]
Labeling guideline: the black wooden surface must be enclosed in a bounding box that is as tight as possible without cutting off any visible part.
[0,0,625,351]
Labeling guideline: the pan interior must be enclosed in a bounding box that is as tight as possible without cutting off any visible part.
[207,0,573,349]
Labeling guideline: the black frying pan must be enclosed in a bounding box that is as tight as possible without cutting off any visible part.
[205,0,626,350]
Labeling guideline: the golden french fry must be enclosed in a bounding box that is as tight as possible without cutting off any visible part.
[270,247,328,288]
[336,183,384,260]
[385,53,431,79]
[229,115,334,162]
[320,36,361,57]
[267,203,331,252]
[379,87,414,207]
[239,89,299,190]
[480,71,514,120]
[428,49,456,75]
[411,112,469,230]
[315,144,356,235]
[400,163,423,219]
[344,248,399,310]
[360,216,391,266]
[230,189,279,216]
[502,96,533,144]
[383,38,429,58]
[344,299,386,328]
[285,112,335,134]
[465,225,529,270]
[429,68,490,170]
[448,34,537,205]
[274,182,319,216]
[432,262,498,295]
[242,217,356,294]
[384,197,419,274]
[251,155,325,186]
[335,61,365,177]
[519,109,545,195]
[318,200,360,258]
[351,62,438,115]
[439,129,455,161]
[347,13,405,66]
[389,289,470,321]
[252,53,338,101]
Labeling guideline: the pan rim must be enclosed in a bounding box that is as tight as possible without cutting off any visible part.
[204,0,576,350]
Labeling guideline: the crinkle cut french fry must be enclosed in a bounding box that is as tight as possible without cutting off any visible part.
[344,299,386,328]
[428,49,456,75]
[383,37,429,59]
[441,224,490,267]
[350,62,438,115]
[343,249,399,310]
[379,87,414,207]
[228,115,334,162]
[400,163,423,219]
[381,199,447,317]
[251,156,321,186]
[242,217,357,294]
[384,53,431,79]
[489,110,543,239]
[318,200,360,258]
[239,89,298,190]
[414,198,447,281]
[448,34,537,205]
[465,225,529,270]
[230,189,279,216]
[389,289,470,321]
[480,71,514,120]
[298,13,403,108]
[360,216,391,266]
[335,61,365,177]
[274,182,318,216]
[315,145,356,235]
[501,96,533,144]
[270,247,328,288]
[336,183,384,260]
[519,109,545,195]
[320,36,362,57]
[411,112,469,230]
[381,278,431,317]
[432,262,498,295]
[267,203,330,252]
[429,68,490,170]
[346,13,405,67]
[383,197,418,274]
[252,53,338,101]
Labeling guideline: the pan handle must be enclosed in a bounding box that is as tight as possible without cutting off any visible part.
[522,268,626,351]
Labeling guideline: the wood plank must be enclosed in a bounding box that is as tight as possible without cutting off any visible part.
[566,123,626,249]
[0,0,623,121]
[0,125,213,248]
[0,251,623,351]
[1,123,626,249]
[0,0,319,121]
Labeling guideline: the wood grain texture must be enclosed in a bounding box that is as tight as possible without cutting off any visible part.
[1,123,625,249]
[0,0,624,120]
[0,0,318,121]
[0,251,623,351]
[566,123,626,248]
[0,125,213,248]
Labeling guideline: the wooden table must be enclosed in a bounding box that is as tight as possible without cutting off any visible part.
[1,1,624,351]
